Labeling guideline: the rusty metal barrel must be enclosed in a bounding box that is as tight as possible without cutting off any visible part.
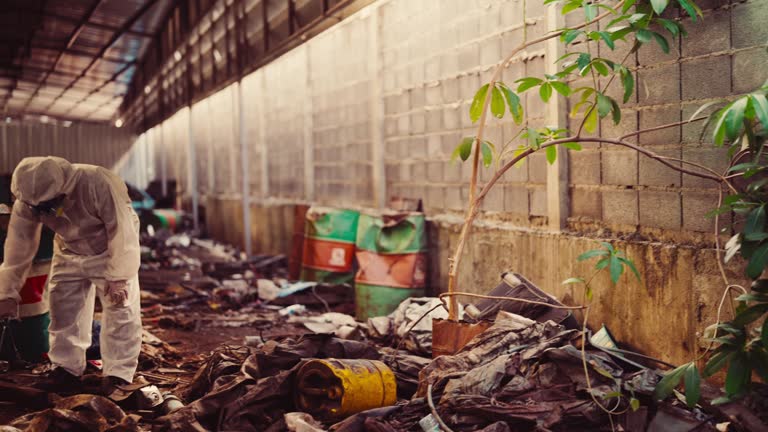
[295,359,397,419]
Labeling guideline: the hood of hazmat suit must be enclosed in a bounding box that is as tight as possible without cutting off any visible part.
[0,156,141,302]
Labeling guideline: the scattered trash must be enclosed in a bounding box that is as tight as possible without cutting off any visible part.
[279,304,308,317]
[293,312,359,339]
[368,297,459,356]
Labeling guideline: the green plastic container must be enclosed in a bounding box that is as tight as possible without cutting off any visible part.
[300,207,360,284]
[0,312,50,362]
[354,212,427,320]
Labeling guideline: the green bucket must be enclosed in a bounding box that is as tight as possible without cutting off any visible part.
[0,312,50,362]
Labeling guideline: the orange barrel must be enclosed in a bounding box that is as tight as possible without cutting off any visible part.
[354,211,427,320]
[300,207,360,284]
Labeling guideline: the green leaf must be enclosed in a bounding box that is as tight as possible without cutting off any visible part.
[596,258,610,270]
[451,137,475,162]
[470,84,489,123]
[597,31,615,50]
[550,81,571,97]
[584,3,596,20]
[684,364,701,408]
[618,257,641,281]
[745,206,766,236]
[546,145,557,165]
[630,398,640,412]
[636,29,653,43]
[653,32,670,54]
[540,83,553,102]
[563,142,582,151]
[578,249,609,261]
[577,53,592,73]
[609,255,624,284]
[651,0,670,14]
[733,303,768,327]
[594,366,614,379]
[584,108,599,133]
[725,353,751,397]
[713,109,728,146]
[562,29,583,44]
[611,98,622,125]
[500,85,524,124]
[622,0,637,13]
[746,243,768,279]
[761,319,768,349]
[597,93,612,118]
[657,18,680,37]
[562,0,583,15]
[725,98,748,141]
[480,140,493,168]
[621,69,635,103]
[516,77,543,93]
[491,86,505,119]
[585,285,593,301]
[703,351,735,377]
[678,0,702,21]
[593,61,610,76]
[655,363,689,400]
[562,277,585,285]
[750,94,768,129]
[746,233,768,242]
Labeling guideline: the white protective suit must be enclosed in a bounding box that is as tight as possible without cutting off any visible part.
[0,157,142,383]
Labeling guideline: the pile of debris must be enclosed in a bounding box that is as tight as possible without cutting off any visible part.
[0,229,760,431]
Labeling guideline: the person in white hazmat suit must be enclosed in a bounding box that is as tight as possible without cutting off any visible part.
[0,156,142,396]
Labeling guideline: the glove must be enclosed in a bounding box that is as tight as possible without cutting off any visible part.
[106,281,129,307]
[0,298,18,320]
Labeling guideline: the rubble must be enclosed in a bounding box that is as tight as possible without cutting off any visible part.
[0,226,761,431]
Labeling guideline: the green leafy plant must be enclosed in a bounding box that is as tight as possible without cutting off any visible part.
[443,0,768,415]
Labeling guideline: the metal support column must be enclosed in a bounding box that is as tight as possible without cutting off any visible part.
[187,107,200,231]
[238,81,252,255]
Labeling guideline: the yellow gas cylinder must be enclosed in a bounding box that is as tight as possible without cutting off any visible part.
[295,359,397,419]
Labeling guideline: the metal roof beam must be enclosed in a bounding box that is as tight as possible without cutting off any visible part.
[1,8,155,39]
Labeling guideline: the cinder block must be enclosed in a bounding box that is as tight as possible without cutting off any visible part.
[638,63,680,105]
[480,37,502,66]
[570,188,602,219]
[602,150,638,185]
[681,55,732,101]
[412,161,427,181]
[444,161,463,182]
[442,131,463,155]
[443,105,461,130]
[683,191,719,232]
[399,163,412,182]
[500,0,525,27]
[441,51,460,76]
[639,105,681,145]
[458,43,480,71]
[529,186,548,216]
[568,151,601,185]
[425,56,441,81]
[733,47,768,94]
[732,0,768,49]
[681,102,719,144]
[427,134,442,157]
[397,114,412,136]
[501,28,524,62]
[442,78,460,103]
[639,190,681,230]
[425,186,445,210]
[603,190,639,225]
[445,186,463,210]
[482,185,505,212]
[681,146,730,188]
[500,156,528,183]
[426,84,442,105]
[410,137,427,158]
[427,161,443,182]
[410,87,426,110]
[426,109,443,132]
[601,109,638,142]
[411,112,426,134]
[682,9,730,57]
[639,147,682,187]
[528,152,548,184]
[460,73,481,100]
[638,25,680,66]
[504,185,528,215]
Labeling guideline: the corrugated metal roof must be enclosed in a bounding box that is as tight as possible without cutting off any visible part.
[0,0,173,123]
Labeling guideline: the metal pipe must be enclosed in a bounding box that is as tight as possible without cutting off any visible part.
[187,106,199,231]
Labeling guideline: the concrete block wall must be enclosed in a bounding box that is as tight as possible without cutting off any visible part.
[566,0,768,239]
[120,0,768,364]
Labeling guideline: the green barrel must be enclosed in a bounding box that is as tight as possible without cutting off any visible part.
[300,207,360,284]
[0,312,50,362]
[354,211,427,320]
